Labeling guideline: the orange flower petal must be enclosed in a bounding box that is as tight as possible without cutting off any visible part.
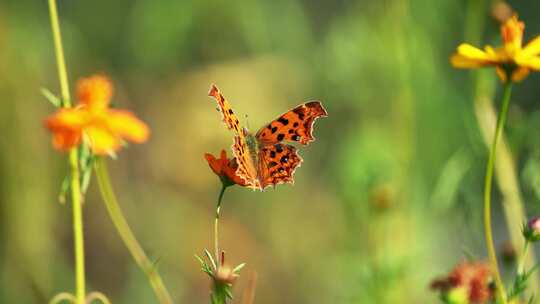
[77,75,113,110]
[84,125,122,155]
[496,66,508,82]
[45,108,89,130]
[106,109,150,143]
[205,151,225,176]
[225,158,248,186]
[511,66,530,82]
[44,108,88,151]
[501,15,524,52]
[204,150,248,187]
[50,129,82,151]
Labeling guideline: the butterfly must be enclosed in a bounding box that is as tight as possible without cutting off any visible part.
[208,84,327,190]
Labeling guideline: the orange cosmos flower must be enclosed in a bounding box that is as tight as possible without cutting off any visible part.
[451,15,540,82]
[45,75,149,155]
[204,150,248,187]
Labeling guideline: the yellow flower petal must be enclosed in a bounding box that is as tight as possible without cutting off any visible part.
[450,54,488,68]
[451,44,496,68]
[457,44,491,60]
[516,56,540,70]
[106,109,150,143]
[511,67,530,82]
[519,36,540,58]
[84,125,122,155]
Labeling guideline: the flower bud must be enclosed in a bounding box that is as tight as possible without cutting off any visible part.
[523,217,540,242]
[215,264,239,285]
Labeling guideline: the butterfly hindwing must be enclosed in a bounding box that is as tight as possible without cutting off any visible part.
[255,101,327,145]
[258,143,303,189]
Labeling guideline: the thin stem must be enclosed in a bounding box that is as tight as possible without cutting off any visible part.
[69,150,85,304]
[518,241,530,276]
[94,158,173,304]
[215,185,227,266]
[48,0,70,107]
[484,81,513,302]
[48,1,86,303]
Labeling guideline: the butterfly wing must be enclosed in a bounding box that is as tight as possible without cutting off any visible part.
[208,85,260,189]
[258,143,303,189]
[255,101,327,145]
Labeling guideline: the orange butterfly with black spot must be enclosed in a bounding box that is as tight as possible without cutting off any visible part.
[208,84,327,190]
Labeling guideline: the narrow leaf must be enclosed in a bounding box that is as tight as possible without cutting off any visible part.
[233,263,246,273]
[58,175,70,204]
[204,249,217,270]
[41,88,61,107]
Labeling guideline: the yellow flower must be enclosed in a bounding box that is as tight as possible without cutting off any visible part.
[451,15,540,82]
[45,75,150,155]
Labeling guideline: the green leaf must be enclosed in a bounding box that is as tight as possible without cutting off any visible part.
[41,88,62,107]
[194,254,214,276]
[81,165,92,195]
[195,254,205,265]
[233,263,246,274]
[224,286,233,299]
[204,249,217,270]
[58,175,70,204]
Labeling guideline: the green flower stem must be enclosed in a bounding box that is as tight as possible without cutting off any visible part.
[215,185,227,265]
[48,1,86,303]
[484,81,513,302]
[94,158,173,304]
[48,0,71,108]
[518,240,530,276]
[69,150,85,304]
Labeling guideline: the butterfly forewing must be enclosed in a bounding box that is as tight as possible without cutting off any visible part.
[255,101,328,145]
[209,85,260,189]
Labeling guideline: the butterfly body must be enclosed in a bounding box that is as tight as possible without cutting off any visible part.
[244,130,260,162]
[209,85,327,190]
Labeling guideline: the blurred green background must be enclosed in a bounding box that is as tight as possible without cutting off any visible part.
[3,0,540,303]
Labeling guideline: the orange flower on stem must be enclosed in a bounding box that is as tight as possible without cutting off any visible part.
[45,75,150,155]
[451,15,540,82]
[204,149,248,187]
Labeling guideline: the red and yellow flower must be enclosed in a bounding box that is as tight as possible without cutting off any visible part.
[431,261,494,304]
[45,75,149,155]
[451,15,540,82]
